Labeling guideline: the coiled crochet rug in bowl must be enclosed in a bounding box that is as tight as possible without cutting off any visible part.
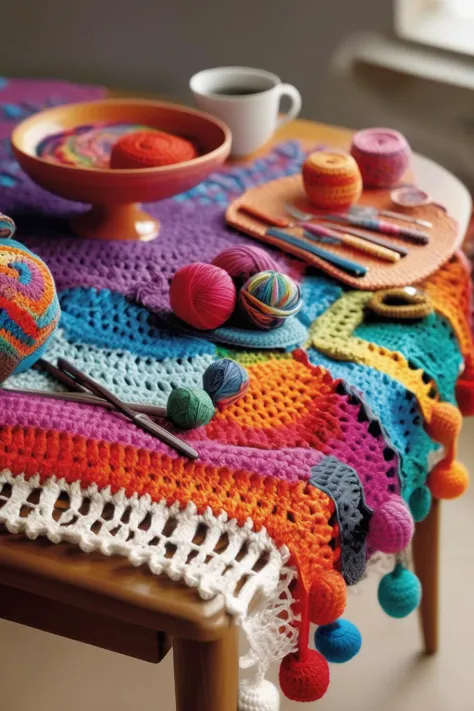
[0,78,473,709]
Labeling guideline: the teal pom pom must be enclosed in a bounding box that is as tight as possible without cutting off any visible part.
[202,358,249,407]
[378,563,421,618]
[167,387,215,429]
[314,619,362,663]
[409,485,432,522]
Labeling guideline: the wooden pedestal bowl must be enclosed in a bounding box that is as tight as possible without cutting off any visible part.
[11,99,231,241]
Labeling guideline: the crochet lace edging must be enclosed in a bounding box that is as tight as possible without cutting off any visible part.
[0,471,299,677]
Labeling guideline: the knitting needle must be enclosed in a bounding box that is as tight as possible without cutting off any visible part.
[322,214,429,245]
[56,358,199,460]
[349,205,432,229]
[301,223,400,263]
[1,385,167,417]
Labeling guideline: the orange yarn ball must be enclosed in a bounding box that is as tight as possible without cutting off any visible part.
[279,651,330,702]
[110,130,197,169]
[170,262,236,331]
[302,151,362,211]
[429,459,469,500]
[309,570,347,625]
[425,401,462,448]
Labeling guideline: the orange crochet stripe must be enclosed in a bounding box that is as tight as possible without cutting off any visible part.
[0,424,339,585]
[0,246,57,316]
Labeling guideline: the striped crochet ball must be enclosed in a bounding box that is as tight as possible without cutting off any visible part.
[0,238,60,382]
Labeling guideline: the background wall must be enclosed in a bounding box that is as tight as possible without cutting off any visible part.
[0,0,392,123]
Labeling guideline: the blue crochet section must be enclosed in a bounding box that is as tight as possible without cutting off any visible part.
[307,346,437,502]
[298,274,342,327]
[59,288,217,360]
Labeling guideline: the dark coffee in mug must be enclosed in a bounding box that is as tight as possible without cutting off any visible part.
[214,87,264,96]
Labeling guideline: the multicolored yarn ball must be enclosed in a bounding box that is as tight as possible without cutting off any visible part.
[314,619,362,663]
[167,386,215,429]
[367,497,414,553]
[170,262,237,331]
[202,358,250,408]
[211,245,279,284]
[309,570,347,625]
[279,650,330,702]
[0,213,16,238]
[350,128,411,188]
[240,270,302,330]
[110,129,197,169]
[409,485,432,522]
[0,238,60,381]
[378,563,421,618]
[302,150,362,211]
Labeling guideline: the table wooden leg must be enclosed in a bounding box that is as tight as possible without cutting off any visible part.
[412,497,440,654]
[173,624,238,711]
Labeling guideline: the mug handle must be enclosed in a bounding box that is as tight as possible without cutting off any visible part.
[276,84,302,129]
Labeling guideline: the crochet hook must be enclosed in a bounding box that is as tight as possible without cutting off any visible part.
[349,205,432,229]
[56,358,199,460]
[322,214,429,245]
[301,223,400,263]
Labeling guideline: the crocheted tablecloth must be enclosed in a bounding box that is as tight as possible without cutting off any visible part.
[0,79,473,708]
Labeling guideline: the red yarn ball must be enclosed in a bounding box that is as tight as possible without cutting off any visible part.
[309,570,347,625]
[170,262,236,331]
[279,651,330,702]
[367,498,414,553]
[212,245,279,283]
[110,130,197,169]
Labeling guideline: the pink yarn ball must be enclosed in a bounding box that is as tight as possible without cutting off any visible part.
[170,262,236,330]
[212,245,279,283]
[350,128,411,188]
[367,498,414,554]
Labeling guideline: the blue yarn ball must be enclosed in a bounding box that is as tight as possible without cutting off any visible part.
[409,485,432,522]
[314,619,362,663]
[202,358,250,407]
[378,563,421,618]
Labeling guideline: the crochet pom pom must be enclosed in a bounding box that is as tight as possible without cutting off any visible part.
[456,373,474,417]
[426,401,462,448]
[279,650,330,702]
[238,678,280,711]
[309,570,346,625]
[378,563,421,618]
[409,485,432,522]
[367,498,414,553]
[314,618,362,663]
[428,459,469,500]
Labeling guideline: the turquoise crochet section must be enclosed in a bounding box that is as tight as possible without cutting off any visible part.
[298,275,342,326]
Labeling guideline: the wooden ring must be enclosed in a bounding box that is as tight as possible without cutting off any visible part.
[368,286,433,320]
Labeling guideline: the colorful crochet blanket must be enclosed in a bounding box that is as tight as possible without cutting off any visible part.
[0,79,473,709]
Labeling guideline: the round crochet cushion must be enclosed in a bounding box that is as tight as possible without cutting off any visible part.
[314,619,362,663]
[308,570,346,625]
[279,650,330,702]
[110,129,197,168]
[238,678,280,711]
[367,497,414,553]
[378,563,421,618]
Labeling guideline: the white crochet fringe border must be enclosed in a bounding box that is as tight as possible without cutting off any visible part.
[0,470,299,678]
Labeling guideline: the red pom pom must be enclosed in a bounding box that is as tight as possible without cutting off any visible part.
[110,130,197,169]
[279,650,330,702]
[309,570,346,625]
[170,262,236,331]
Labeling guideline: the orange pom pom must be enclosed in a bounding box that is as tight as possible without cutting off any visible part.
[429,459,469,500]
[425,401,462,449]
[110,130,197,169]
[279,650,330,702]
[309,570,346,625]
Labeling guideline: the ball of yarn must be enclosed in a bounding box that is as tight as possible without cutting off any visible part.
[302,151,362,210]
[0,213,16,239]
[279,650,330,702]
[238,678,280,711]
[212,245,279,284]
[409,485,432,522]
[167,386,215,429]
[378,563,421,618]
[240,270,302,330]
[0,238,60,382]
[170,263,237,331]
[350,128,411,188]
[428,459,469,500]
[309,570,347,625]
[314,619,362,663]
[367,497,414,554]
[202,358,250,408]
[110,129,197,169]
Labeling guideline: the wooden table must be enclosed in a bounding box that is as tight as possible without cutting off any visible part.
[1,118,471,711]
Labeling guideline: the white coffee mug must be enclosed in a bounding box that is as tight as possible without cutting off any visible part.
[190,66,302,157]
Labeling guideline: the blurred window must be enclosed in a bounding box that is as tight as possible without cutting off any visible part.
[396,0,474,54]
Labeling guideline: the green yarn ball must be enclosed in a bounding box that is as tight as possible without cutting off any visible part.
[409,485,432,522]
[167,387,215,429]
[378,563,421,618]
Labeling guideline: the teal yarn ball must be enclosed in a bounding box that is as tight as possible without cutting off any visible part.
[409,485,432,522]
[240,270,302,330]
[167,387,215,429]
[314,619,362,663]
[202,358,250,408]
[378,563,421,618]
